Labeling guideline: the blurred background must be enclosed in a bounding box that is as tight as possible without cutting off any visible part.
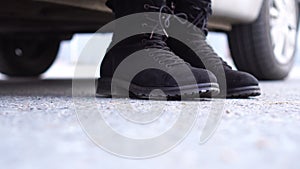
[1,1,300,169]
[1,0,299,80]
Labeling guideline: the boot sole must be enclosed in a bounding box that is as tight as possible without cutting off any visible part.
[226,86,261,98]
[96,78,220,100]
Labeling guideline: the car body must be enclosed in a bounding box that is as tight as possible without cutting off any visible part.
[210,0,264,30]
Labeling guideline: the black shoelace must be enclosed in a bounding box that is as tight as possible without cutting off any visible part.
[160,1,233,70]
[172,0,231,69]
[142,4,187,68]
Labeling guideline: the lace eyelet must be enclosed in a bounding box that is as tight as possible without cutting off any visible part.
[144,4,149,10]
[158,61,164,65]
[151,55,159,60]
[141,23,147,27]
[166,65,172,68]
[141,39,147,45]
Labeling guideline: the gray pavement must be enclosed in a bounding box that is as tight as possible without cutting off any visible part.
[0,73,300,169]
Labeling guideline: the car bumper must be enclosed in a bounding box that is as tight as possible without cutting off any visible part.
[209,0,264,30]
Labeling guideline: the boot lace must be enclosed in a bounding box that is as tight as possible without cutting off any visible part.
[142,4,187,68]
[188,2,212,35]
[188,30,232,69]
[148,4,231,70]
[187,3,232,69]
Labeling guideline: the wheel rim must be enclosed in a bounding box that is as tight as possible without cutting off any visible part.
[269,0,298,64]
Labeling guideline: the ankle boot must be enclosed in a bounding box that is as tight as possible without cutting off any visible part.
[97,0,219,99]
[166,0,261,98]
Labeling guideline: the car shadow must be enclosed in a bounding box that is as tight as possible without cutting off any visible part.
[0,78,73,97]
[0,78,214,102]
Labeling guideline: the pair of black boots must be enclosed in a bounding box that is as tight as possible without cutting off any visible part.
[97,0,261,99]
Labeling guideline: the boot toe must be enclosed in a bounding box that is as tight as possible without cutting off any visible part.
[191,68,218,85]
[226,70,259,88]
[162,67,217,87]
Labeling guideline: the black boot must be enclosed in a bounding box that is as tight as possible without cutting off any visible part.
[166,0,261,98]
[97,0,219,99]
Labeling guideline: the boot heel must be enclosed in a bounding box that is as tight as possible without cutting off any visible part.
[96,78,113,98]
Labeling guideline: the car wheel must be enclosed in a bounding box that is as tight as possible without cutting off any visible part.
[228,0,299,80]
[0,35,60,77]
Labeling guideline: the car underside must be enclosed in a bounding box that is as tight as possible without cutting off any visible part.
[0,0,112,35]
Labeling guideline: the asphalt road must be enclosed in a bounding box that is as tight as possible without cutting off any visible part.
[0,71,300,169]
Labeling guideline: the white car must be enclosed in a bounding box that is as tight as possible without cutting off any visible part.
[210,0,299,80]
[0,0,298,80]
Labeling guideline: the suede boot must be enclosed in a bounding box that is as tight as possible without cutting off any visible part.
[167,0,261,98]
[97,0,219,99]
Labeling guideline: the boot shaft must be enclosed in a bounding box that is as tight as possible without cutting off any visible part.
[101,0,174,78]
[105,0,169,47]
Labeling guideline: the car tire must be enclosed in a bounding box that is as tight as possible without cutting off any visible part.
[228,0,299,80]
[0,35,60,77]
